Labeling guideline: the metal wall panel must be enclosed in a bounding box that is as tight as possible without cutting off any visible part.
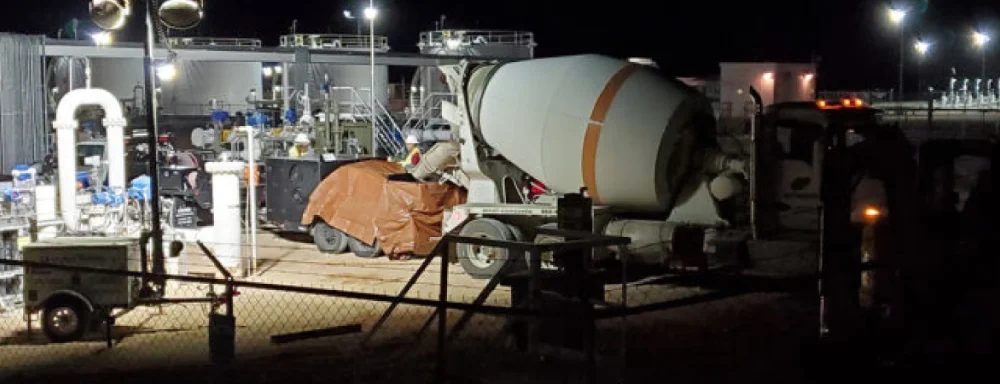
[0,34,47,172]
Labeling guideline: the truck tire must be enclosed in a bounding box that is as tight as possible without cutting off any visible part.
[348,237,382,258]
[313,222,349,254]
[41,297,90,343]
[458,218,520,279]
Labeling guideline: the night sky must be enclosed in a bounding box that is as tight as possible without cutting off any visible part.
[2,0,999,91]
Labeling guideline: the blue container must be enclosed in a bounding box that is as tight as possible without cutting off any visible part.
[284,108,297,125]
[92,191,125,207]
[247,113,270,127]
[2,189,20,202]
[129,175,152,201]
[76,171,91,189]
[211,110,230,124]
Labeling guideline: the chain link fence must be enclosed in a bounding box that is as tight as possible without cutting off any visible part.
[0,229,818,383]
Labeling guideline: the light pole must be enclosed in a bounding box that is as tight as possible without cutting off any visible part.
[974,31,990,84]
[364,4,378,155]
[914,39,929,95]
[888,5,907,101]
[343,10,361,35]
[90,0,203,292]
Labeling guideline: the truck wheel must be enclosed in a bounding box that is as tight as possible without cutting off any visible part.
[313,222,349,254]
[42,297,89,343]
[348,237,382,258]
[458,218,519,279]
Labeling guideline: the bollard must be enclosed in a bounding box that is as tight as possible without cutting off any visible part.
[209,312,235,364]
[206,162,245,276]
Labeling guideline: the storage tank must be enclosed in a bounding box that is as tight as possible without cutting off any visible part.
[467,55,717,213]
[88,58,145,102]
[158,59,263,115]
[280,34,390,108]
[414,30,536,99]
[89,38,264,115]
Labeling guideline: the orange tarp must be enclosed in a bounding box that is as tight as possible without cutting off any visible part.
[301,160,465,256]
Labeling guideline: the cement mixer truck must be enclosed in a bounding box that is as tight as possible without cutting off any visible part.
[415,55,748,278]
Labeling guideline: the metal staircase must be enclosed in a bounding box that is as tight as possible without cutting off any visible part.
[328,87,406,157]
[401,92,456,144]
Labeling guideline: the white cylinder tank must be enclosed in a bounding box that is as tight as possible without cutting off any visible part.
[90,58,263,114]
[160,60,264,114]
[89,58,146,102]
[473,54,717,213]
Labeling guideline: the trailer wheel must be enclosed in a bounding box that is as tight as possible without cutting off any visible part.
[348,237,382,258]
[313,222,349,254]
[458,218,520,279]
[41,297,89,343]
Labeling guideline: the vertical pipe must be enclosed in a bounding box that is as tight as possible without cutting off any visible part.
[84,58,92,89]
[143,0,165,286]
[55,121,78,229]
[899,23,905,101]
[369,0,378,155]
[68,57,74,93]
[246,126,258,275]
[747,87,763,240]
[281,63,291,117]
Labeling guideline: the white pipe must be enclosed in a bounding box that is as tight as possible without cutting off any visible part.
[242,126,259,276]
[84,58,92,89]
[68,58,74,93]
[207,161,246,275]
[54,88,128,231]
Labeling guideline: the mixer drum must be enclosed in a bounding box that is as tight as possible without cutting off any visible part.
[474,55,717,213]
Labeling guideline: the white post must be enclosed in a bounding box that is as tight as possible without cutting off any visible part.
[206,161,246,276]
[368,1,378,155]
[241,126,259,276]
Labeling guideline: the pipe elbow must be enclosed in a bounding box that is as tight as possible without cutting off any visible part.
[56,88,125,123]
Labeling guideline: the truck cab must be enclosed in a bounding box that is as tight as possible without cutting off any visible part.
[754,98,891,238]
[751,98,917,342]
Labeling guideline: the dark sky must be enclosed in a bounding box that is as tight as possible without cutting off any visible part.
[2,0,999,90]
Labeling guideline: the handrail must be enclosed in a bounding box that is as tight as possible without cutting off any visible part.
[418,30,537,48]
[329,86,405,156]
[167,37,262,48]
[279,34,390,52]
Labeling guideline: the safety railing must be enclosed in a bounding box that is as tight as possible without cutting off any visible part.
[419,30,537,49]
[166,37,263,49]
[328,86,406,156]
[402,92,455,132]
[279,34,390,52]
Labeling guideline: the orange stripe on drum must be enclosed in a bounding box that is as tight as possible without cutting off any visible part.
[581,64,638,204]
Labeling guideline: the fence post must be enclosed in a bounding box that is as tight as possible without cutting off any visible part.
[584,269,597,384]
[437,250,449,383]
[527,248,542,354]
[619,244,629,384]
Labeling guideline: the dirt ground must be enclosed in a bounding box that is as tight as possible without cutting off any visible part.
[0,230,820,383]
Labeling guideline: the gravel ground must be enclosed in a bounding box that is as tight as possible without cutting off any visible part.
[0,231,820,383]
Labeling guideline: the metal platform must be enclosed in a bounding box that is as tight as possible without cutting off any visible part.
[42,39,472,67]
